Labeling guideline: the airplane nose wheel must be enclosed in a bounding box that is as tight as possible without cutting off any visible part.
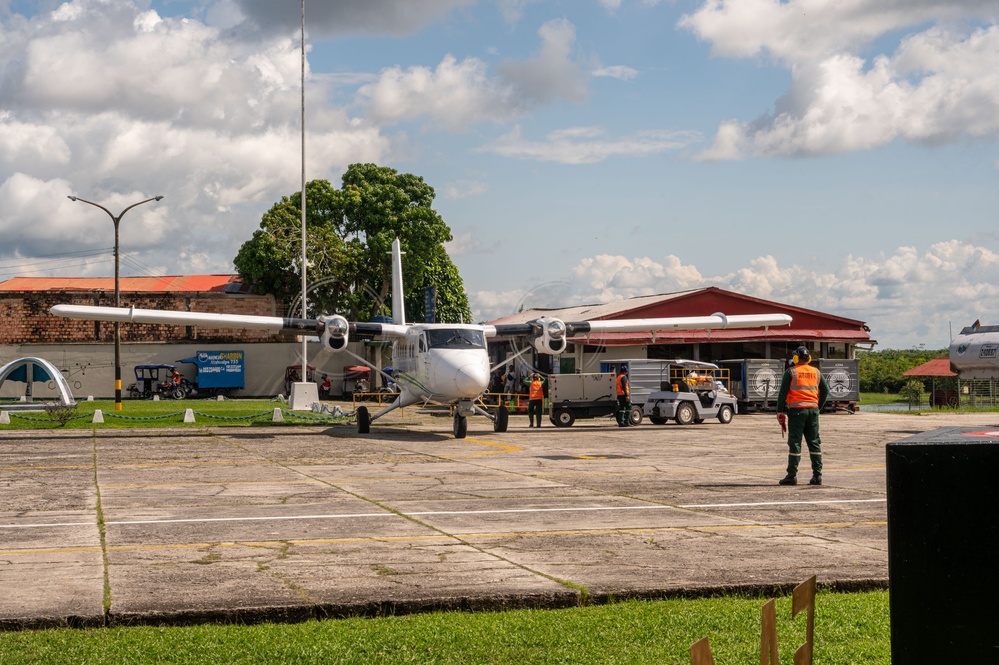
[493,404,509,433]
[453,413,468,439]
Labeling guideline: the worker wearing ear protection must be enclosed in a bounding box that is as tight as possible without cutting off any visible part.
[776,346,829,486]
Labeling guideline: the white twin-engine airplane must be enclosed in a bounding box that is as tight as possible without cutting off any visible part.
[51,239,793,438]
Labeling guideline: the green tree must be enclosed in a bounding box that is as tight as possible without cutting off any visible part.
[233,164,471,323]
[857,349,946,393]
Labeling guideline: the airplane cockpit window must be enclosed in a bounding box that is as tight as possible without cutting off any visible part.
[426,329,486,349]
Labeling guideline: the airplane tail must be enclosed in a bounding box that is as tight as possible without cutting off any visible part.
[391,238,405,325]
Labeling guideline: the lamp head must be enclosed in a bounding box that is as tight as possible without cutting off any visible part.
[67,195,78,201]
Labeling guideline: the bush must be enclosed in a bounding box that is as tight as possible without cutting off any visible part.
[898,379,925,405]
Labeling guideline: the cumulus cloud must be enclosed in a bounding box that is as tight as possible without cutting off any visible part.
[357,17,591,129]
[357,55,519,129]
[682,1,999,158]
[0,0,391,276]
[470,240,999,349]
[498,18,589,105]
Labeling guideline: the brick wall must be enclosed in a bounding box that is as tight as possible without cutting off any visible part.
[0,290,286,344]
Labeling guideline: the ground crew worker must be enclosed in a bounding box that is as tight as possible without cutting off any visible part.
[525,372,546,427]
[616,366,631,427]
[776,346,829,486]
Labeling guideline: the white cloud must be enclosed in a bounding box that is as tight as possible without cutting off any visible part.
[470,240,999,349]
[441,179,490,200]
[498,18,589,105]
[357,16,593,130]
[0,0,392,274]
[357,54,519,129]
[682,1,999,158]
[480,125,700,164]
[592,65,639,80]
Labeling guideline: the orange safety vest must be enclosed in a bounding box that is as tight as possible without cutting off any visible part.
[786,364,820,409]
[529,379,544,401]
[616,374,630,397]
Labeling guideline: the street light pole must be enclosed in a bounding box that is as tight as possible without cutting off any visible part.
[67,195,164,411]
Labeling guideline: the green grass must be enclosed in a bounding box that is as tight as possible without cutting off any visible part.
[0,590,889,664]
[858,392,907,405]
[0,399,350,430]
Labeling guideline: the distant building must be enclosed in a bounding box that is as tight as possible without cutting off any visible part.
[0,275,279,346]
[488,286,873,373]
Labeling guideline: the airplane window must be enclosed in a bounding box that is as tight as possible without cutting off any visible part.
[426,329,485,349]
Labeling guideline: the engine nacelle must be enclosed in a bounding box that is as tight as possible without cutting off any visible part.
[530,317,568,355]
[319,314,350,351]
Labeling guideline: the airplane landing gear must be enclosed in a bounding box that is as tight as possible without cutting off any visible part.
[357,406,371,434]
[453,412,468,439]
[493,404,509,433]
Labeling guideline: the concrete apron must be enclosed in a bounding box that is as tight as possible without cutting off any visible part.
[3,410,995,629]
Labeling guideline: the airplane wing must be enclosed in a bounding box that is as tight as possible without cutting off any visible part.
[48,304,410,344]
[486,312,793,355]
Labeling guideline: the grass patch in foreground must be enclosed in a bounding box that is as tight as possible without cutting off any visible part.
[0,591,889,664]
[0,399,352,430]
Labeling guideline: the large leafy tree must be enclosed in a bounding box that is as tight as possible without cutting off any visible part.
[233,164,472,323]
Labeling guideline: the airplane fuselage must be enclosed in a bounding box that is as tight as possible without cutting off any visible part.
[392,324,492,403]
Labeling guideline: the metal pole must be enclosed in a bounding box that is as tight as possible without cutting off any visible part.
[300,0,308,376]
[68,195,163,410]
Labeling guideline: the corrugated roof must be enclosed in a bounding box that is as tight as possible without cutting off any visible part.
[487,286,872,345]
[903,357,955,377]
[0,275,246,293]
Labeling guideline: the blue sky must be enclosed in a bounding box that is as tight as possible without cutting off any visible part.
[1,0,998,349]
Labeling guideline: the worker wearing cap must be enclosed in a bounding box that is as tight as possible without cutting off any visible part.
[526,372,546,428]
[615,366,631,427]
[776,346,829,486]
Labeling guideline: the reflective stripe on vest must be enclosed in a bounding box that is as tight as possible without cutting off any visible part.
[616,374,629,397]
[529,379,544,400]
[786,364,820,409]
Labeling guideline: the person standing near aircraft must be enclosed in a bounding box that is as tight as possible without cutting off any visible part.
[615,366,631,427]
[776,346,829,486]
[525,372,546,427]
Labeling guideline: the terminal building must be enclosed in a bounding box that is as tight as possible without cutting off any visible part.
[1,277,872,402]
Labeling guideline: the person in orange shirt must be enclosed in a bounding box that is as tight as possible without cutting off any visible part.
[525,372,546,428]
[615,366,631,427]
[776,346,830,486]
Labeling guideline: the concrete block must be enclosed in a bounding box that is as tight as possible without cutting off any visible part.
[92,410,104,424]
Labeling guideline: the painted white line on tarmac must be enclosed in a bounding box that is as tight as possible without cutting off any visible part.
[0,498,886,529]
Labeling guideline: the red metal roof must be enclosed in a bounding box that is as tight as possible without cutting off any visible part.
[489,286,873,346]
[903,357,955,377]
[0,275,244,293]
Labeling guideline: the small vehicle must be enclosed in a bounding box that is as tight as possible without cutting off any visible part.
[177,350,245,397]
[643,361,738,425]
[547,372,642,427]
[127,363,188,400]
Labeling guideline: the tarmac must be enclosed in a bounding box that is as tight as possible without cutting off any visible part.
[2,407,996,630]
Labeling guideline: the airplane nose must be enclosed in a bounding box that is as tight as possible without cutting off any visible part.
[455,363,489,396]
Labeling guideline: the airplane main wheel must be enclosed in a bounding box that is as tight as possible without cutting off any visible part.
[494,405,509,433]
[357,406,371,434]
[675,402,696,426]
[629,406,643,426]
[453,414,468,439]
[553,408,575,427]
[717,404,734,424]
[649,417,667,425]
